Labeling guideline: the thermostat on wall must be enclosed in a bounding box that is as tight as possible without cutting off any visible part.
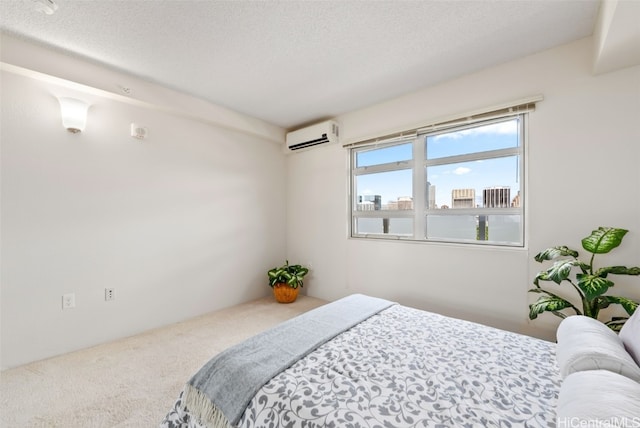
[131,123,148,140]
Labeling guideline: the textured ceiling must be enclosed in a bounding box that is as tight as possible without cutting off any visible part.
[0,0,600,129]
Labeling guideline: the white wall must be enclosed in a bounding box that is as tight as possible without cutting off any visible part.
[1,61,287,368]
[288,37,640,340]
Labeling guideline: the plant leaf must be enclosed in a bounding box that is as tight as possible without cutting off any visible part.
[598,295,639,315]
[605,318,629,332]
[581,227,628,254]
[528,288,553,295]
[534,246,579,262]
[529,296,573,320]
[595,296,611,310]
[576,274,615,300]
[594,266,640,278]
[550,311,568,319]
[267,269,282,280]
[545,259,587,284]
[533,270,552,287]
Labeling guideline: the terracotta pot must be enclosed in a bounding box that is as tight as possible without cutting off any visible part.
[272,283,299,303]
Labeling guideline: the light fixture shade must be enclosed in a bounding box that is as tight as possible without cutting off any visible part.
[57,97,89,133]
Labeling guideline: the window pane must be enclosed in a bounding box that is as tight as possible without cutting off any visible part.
[356,143,412,167]
[426,214,521,245]
[355,217,413,236]
[485,214,521,244]
[355,169,413,211]
[426,215,477,240]
[426,156,520,209]
[427,118,519,159]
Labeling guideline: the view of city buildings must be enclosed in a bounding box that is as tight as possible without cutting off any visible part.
[357,185,521,211]
[358,195,382,210]
[451,188,475,208]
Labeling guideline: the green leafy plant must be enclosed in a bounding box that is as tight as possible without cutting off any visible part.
[267,260,309,289]
[529,227,640,331]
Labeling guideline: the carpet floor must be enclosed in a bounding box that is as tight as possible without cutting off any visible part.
[0,295,326,428]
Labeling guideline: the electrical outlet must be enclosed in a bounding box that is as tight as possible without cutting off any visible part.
[62,293,75,309]
[105,288,115,301]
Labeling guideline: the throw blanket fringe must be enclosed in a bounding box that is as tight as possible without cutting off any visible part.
[182,384,234,428]
[184,294,394,427]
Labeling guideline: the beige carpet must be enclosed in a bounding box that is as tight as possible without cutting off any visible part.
[0,295,327,428]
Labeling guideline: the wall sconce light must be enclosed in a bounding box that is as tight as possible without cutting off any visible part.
[57,97,89,133]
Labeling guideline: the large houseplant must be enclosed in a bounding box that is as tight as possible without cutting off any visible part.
[529,227,640,331]
[267,260,309,303]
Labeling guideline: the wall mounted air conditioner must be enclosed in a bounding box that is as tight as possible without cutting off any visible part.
[285,120,339,152]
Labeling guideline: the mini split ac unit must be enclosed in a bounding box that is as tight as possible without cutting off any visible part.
[285,120,339,152]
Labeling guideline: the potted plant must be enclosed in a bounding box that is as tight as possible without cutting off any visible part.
[267,260,309,303]
[529,227,640,331]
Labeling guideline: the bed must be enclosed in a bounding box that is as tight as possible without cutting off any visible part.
[161,294,561,427]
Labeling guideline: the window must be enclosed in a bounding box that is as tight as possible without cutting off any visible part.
[350,113,526,246]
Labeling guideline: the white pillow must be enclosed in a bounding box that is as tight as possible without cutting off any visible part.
[619,308,640,367]
[556,315,640,382]
[557,370,640,424]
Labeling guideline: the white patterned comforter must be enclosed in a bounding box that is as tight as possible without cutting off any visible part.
[161,304,560,427]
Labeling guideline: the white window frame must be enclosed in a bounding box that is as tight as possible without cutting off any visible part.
[349,113,527,247]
